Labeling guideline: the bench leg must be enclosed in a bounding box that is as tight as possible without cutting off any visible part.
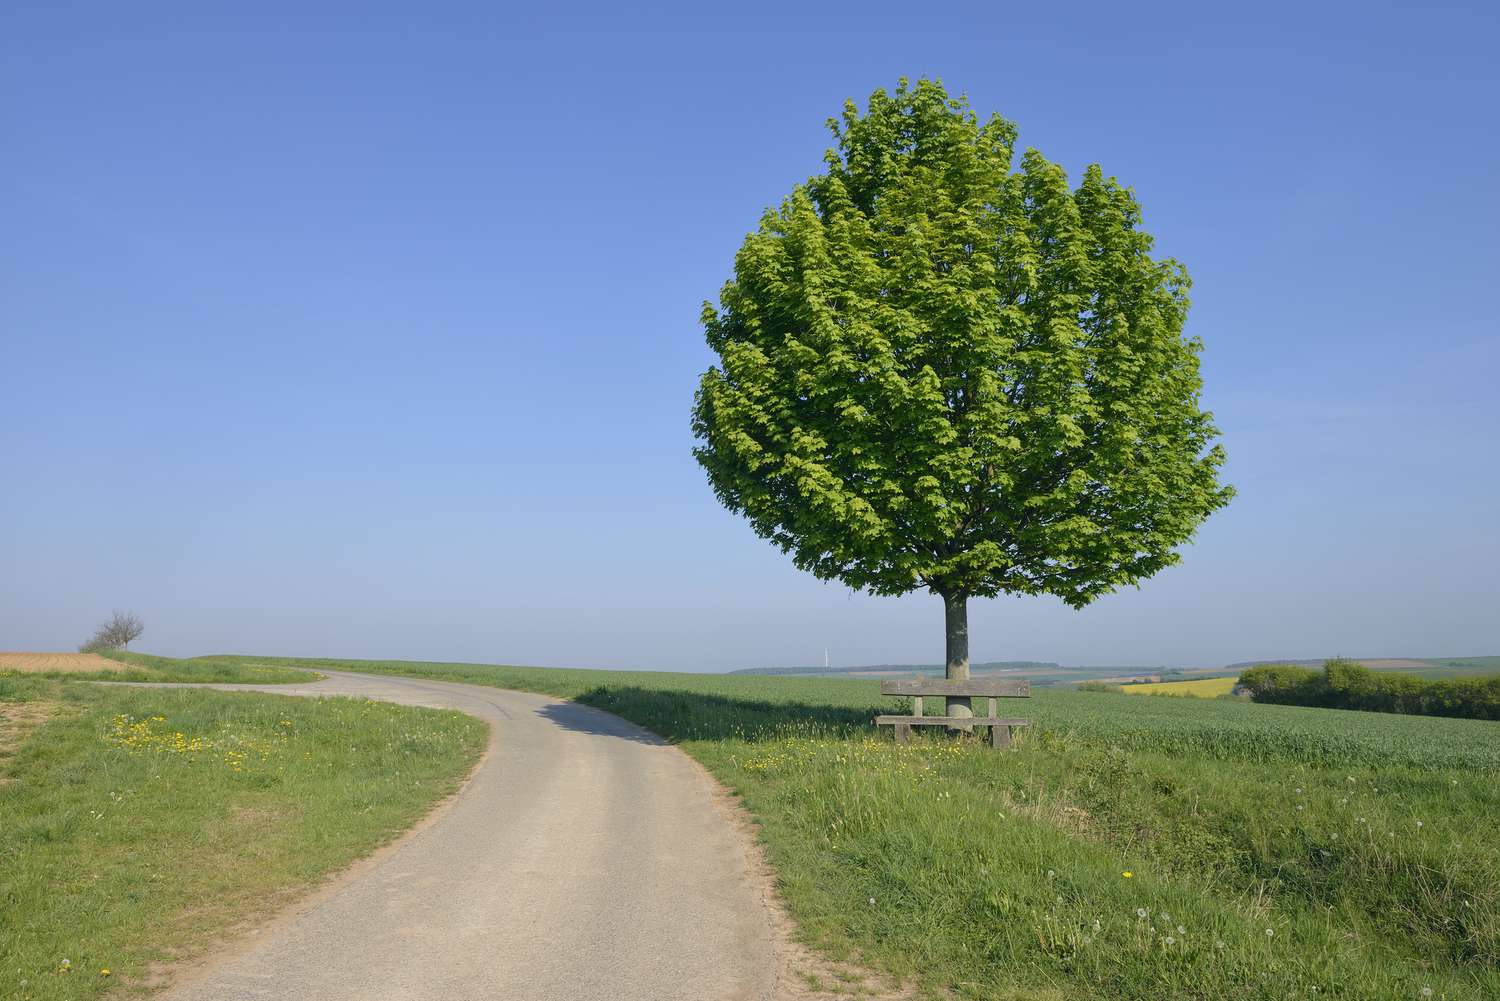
[989,724,1012,749]
[895,722,912,745]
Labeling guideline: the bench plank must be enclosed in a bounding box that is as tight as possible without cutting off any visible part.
[880,678,1029,698]
[875,716,1032,726]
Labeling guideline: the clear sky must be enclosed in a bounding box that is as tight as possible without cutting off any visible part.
[3,2,1496,670]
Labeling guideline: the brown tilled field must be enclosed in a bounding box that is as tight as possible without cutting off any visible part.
[0,652,124,673]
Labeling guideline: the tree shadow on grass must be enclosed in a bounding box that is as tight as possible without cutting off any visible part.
[558,685,884,745]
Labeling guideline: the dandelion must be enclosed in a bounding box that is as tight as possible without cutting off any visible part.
[1136,908,1149,919]
[58,958,72,972]
[1160,911,1171,922]
[1047,869,1055,878]
[1177,925,1186,935]
[1092,919,1102,932]
[1164,936,1176,945]
[101,969,110,977]
[1122,871,1133,879]
[1215,940,1226,950]
[868,897,875,905]
[1421,989,1433,998]
[1416,820,1424,828]
[1266,927,1275,938]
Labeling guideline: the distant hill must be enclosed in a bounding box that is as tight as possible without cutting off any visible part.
[730,661,1058,676]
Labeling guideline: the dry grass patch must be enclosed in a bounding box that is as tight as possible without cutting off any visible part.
[0,652,125,674]
[0,700,60,773]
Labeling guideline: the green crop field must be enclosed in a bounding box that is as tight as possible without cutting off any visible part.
[195,654,1500,1000]
[0,674,485,1001]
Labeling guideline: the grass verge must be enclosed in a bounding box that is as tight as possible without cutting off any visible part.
[208,654,1500,1000]
[0,674,486,1001]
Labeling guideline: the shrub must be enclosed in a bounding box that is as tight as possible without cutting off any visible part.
[1240,658,1500,721]
[79,611,144,652]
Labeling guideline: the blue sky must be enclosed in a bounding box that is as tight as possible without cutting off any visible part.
[3,1,1496,670]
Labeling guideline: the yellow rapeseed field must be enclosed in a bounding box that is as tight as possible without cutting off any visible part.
[1121,676,1239,698]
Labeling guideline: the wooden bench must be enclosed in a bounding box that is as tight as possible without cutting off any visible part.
[876,678,1031,748]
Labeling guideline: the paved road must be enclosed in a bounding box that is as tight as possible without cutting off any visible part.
[159,671,777,1001]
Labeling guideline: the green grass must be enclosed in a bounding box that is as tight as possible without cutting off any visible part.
[196,654,1500,1000]
[0,674,486,1001]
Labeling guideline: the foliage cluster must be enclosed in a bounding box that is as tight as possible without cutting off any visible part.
[1240,658,1500,721]
[77,612,143,653]
[692,78,1231,608]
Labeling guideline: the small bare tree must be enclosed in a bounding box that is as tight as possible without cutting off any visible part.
[79,611,145,652]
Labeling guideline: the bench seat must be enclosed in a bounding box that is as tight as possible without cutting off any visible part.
[874,716,1031,727]
[877,677,1032,749]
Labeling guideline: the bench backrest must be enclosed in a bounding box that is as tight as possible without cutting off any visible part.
[880,678,1029,698]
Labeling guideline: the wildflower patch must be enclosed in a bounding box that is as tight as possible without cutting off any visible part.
[104,713,289,774]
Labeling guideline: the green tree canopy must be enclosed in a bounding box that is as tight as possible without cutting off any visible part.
[692,79,1231,696]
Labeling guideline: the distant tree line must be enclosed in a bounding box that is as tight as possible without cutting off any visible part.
[730,661,1059,677]
[1239,658,1500,721]
[79,611,144,653]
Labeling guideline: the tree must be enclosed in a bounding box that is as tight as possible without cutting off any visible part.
[692,79,1232,721]
[79,611,145,652]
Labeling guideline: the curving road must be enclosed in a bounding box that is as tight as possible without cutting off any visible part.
[159,671,778,1001]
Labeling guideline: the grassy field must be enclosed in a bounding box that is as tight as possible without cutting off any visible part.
[194,654,1500,1000]
[1121,677,1239,698]
[0,650,319,684]
[1418,657,1500,679]
[0,674,486,1001]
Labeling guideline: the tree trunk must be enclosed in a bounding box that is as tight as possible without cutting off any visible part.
[943,591,972,727]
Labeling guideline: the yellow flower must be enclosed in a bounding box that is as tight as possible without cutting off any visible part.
[1122,871,1133,878]
[101,968,111,977]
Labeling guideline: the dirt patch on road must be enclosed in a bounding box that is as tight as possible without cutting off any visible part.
[0,651,124,673]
